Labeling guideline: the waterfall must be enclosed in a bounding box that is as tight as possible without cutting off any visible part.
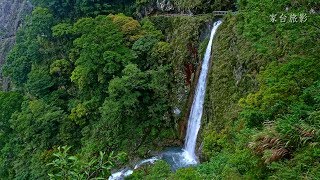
[184,20,222,161]
[109,20,221,179]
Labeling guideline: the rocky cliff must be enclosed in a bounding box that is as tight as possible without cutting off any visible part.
[0,0,32,90]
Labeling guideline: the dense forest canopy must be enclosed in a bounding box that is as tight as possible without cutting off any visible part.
[0,0,319,179]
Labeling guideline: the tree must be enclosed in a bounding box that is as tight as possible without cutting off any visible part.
[3,7,55,87]
[70,15,134,92]
[48,146,123,179]
[0,92,23,177]
[108,14,143,45]
[26,65,54,97]
[82,62,172,154]
[68,15,135,127]
[8,100,67,179]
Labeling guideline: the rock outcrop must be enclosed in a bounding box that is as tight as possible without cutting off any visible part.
[136,0,177,18]
[0,0,32,90]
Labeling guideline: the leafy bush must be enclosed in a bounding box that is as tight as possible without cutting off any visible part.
[48,146,126,179]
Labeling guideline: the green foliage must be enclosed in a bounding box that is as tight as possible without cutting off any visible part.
[52,23,73,37]
[140,18,164,40]
[48,146,119,179]
[238,0,320,59]
[148,14,214,114]
[173,0,202,10]
[3,7,55,86]
[136,0,236,14]
[82,63,172,154]
[198,37,209,60]
[70,15,133,92]
[133,36,158,56]
[11,100,66,150]
[26,65,54,97]
[2,0,318,178]
[4,100,67,179]
[109,14,143,45]
[197,149,264,179]
[0,92,23,134]
[169,167,201,180]
[268,145,320,179]
[201,0,320,179]
[50,59,72,86]
[1,0,176,178]
[202,130,226,159]
[0,92,23,177]
[129,160,171,179]
[150,42,172,67]
[31,0,135,19]
[241,57,320,113]
[204,14,259,132]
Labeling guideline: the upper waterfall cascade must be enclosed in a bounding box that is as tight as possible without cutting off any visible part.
[109,20,222,180]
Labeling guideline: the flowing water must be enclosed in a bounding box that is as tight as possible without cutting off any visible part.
[184,20,222,161]
[109,20,222,180]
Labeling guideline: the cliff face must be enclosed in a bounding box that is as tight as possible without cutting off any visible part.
[148,15,214,142]
[0,0,32,90]
[136,0,176,18]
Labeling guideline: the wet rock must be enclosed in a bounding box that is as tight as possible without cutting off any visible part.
[234,63,246,86]
[136,0,176,18]
[156,0,174,11]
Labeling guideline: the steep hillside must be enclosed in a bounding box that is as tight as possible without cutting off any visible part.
[130,0,320,179]
[0,0,319,179]
[0,0,32,90]
[0,1,220,178]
